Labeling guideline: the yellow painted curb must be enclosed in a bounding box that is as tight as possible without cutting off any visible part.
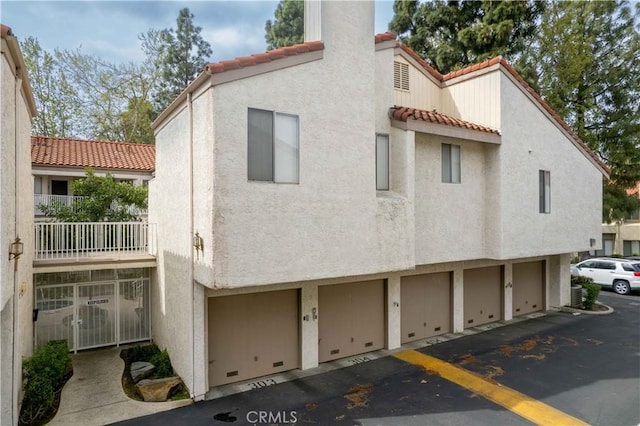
[394,350,588,426]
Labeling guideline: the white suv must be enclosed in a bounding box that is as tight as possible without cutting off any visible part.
[571,258,640,295]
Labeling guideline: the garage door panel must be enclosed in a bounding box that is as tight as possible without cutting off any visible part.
[401,276,427,343]
[208,290,299,387]
[424,273,451,337]
[319,280,385,363]
[464,266,502,328]
[318,284,353,361]
[350,281,385,352]
[513,261,544,316]
[401,273,452,344]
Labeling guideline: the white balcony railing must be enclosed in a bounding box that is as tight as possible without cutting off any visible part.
[34,194,85,215]
[34,194,148,216]
[34,222,156,261]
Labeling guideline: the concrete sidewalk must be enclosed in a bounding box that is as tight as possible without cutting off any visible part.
[49,346,192,426]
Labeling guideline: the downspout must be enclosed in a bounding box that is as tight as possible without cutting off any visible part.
[188,91,195,398]
[12,76,22,426]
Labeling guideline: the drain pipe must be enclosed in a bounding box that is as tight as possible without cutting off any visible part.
[11,75,22,426]
[188,91,196,399]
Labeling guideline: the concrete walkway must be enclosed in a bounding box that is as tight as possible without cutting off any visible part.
[49,346,192,426]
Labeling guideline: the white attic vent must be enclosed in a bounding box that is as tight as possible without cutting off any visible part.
[394,61,409,91]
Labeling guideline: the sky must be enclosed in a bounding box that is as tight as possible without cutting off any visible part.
[0,1,396,64]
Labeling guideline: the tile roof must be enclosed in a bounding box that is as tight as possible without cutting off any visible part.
[392,41,609,174]
[205,41,325,74]
[389,106,500,135]
[204,32,398,75]
[1,24,11,39]
[31,136,155,171]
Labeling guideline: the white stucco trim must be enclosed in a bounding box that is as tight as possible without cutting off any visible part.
[391,119,501,144]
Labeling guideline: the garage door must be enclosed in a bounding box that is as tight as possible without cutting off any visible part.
[318,280,384,362]
[464,266,502,327]
[401,273,451,344]
[513,261,544,316]
[208,290,299,386]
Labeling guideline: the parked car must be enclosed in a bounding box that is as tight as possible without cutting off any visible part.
[571,258,640,295]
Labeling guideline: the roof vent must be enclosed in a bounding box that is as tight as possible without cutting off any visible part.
[394,61,409,91]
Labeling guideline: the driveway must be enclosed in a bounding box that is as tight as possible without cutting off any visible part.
[113,291,640,426]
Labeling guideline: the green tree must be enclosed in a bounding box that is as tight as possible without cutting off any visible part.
[20,37,82,137]
[265,0,304,50]
[151,8,213,113]
[519,0,640,222]
[39,169,148,222]
[389,0,543,74]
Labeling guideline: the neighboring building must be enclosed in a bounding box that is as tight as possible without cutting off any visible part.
[31,136,157,354]
[598,182,640,256]
[149,1,608,400]
[1,24,37,426]
[31,136,154,220]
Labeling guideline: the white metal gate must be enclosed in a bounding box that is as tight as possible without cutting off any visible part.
[35,271,151,352]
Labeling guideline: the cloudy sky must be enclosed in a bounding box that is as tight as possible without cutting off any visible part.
[1,1,396,64]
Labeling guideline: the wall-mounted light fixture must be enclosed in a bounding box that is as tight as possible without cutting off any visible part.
[193,231,204,251]
[590,238,596,247]
[8,236,23,261]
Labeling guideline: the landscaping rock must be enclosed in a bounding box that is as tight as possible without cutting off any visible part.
[136,377,182,402]
[130,361,156,383]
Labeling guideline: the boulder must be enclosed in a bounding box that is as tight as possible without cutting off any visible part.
[130,361,155,383]
[136,377,182,402]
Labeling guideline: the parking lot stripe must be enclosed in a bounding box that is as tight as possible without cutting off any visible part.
[394,350,588,426]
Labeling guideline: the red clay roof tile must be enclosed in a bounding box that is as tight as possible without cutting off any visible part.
[1,24,11,39]
[389,106,500,135]
[31,136,155,171]
[205,40,325,75]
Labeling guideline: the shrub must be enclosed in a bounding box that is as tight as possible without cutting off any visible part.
[571,275,594,287]
[149,349,174,378]
[20,340,71,425]
[583,282,601,310]
[125,344,161,363]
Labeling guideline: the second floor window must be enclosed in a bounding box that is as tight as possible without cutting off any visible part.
[248,108,299,183]
[442,143,461,183]
[539,170,551,213]
[376,134,389,191]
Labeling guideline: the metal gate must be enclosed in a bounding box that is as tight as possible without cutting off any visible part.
[35,270,151,352]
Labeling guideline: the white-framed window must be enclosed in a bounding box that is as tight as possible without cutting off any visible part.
[376,134,389,191]
[248,108,299,183]
[441,143,461,183]
[623,240,640,256]
[539,170,550,213]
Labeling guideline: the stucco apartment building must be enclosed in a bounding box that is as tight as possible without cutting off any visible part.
[149,1,608,399]
[1,24,37,426]
[598,182,640,256]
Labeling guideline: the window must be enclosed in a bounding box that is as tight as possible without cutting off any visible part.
[248,108,299,183]
[623,240,640,256]
[594,234,615,257]
[376,134,389,191]
[393,61,409,91]
[51,180,68,196]
[539,170,550,213]
[441,143,461,183]
[34,176,42,194]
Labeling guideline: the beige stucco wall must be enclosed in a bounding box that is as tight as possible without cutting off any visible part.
[441,71,501,131]
[1,35,35,426]
[414,133,489,264]
[489,71,603,259]
[200,2,413,290]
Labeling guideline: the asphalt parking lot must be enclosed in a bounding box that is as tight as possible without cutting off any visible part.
[115,290,640,426]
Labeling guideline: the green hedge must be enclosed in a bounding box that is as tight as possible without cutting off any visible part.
[20,340,72,425]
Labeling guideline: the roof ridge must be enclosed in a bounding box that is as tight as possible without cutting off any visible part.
[31,135,153,148]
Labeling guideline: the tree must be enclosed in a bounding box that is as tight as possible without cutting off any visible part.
[151,8,213,113]
[519,0,640,222]
[20,37,82,137]
[389,0,543,74]
[265,0,304,50]
[39,169,148,222]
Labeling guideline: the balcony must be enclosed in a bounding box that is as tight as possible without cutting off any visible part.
[34,194,148,217]
[34,222,156,272]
